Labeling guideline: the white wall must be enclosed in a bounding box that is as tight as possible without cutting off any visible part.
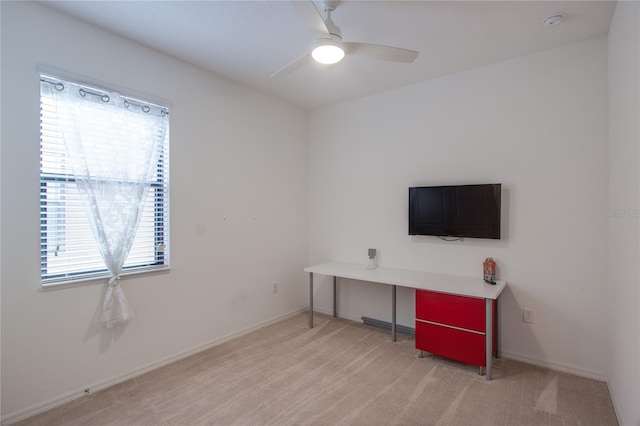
[0,2,308,422]
[308,37,609,379]
[1,0,629,422]
[607,1,640,425]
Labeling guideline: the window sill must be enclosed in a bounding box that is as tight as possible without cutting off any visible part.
[40,265,170,291]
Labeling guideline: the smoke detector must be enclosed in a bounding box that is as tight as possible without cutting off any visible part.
[543,13,565,27]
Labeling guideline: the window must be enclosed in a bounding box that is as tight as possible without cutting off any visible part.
[40,75,170,284]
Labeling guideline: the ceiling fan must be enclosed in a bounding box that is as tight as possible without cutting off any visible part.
[271,0,419,78]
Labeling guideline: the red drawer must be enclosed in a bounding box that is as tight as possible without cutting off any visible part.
[416,290,485,332]
[415,320,486,366]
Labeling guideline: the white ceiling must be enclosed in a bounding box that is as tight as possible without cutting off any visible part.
[42,0,616,110]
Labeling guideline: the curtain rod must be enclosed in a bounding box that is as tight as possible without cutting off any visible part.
[40,78,169,116]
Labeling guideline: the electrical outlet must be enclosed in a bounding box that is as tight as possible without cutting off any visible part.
[272,283,279,294]
[523,308,534,324]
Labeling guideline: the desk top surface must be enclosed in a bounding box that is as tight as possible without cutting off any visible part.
[304,261,506,299]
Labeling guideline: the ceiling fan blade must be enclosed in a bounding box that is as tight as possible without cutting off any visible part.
[291,0,330,36]
[343,42,419,63]
[270,52,312,78]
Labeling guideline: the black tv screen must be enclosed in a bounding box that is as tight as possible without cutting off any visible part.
[409,184,501,239]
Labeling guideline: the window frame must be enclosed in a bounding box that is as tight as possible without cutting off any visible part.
[39,75,170,286]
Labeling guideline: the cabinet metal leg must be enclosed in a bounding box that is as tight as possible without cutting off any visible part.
[485,298,492,380]
[308,272,314,328]
[333,276,337,318]
[391,285,397,342]
[495,297,501,359]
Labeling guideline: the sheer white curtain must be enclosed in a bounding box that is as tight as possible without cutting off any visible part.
[51,82,168,328]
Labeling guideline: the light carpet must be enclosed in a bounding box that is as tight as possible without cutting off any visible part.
[16,313,618,425]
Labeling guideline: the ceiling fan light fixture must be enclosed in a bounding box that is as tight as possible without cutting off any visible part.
[311,39,345,64]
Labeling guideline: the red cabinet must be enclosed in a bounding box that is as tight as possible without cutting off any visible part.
[415,290,496,367]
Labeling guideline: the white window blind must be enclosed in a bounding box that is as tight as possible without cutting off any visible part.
[40,76,170,284]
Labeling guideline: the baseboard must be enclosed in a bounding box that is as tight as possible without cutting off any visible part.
[3,309,609,425]
[500,350,607,382]
[313,306,361,323]
[361,316,415,336]
[313,307,411,329]
[1,307,306,426]
[314,308,608,382]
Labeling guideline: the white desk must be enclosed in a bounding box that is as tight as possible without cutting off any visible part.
[303,261,507,380]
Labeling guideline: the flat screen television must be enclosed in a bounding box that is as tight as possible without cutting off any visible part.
[408,183,501,239]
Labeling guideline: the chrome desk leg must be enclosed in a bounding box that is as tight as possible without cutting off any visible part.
[496,298,501,359]
[392,285,397,342]
[308,272,314,328]
[485,298,492,380]
[333,276,337,318]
